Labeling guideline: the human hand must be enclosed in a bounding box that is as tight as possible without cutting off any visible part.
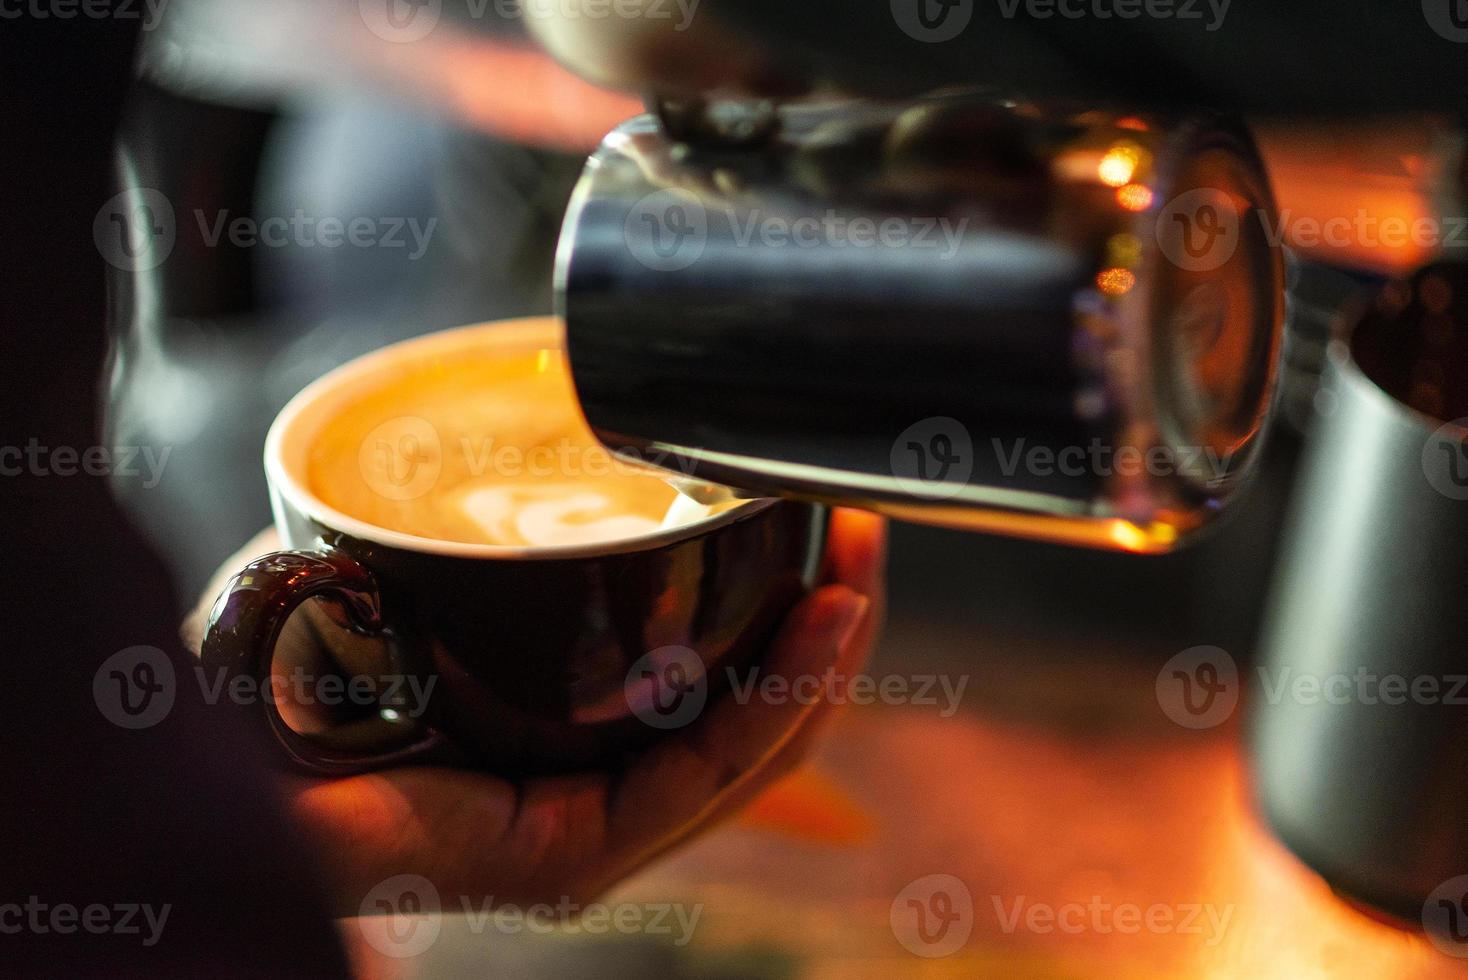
[186,508,885,916]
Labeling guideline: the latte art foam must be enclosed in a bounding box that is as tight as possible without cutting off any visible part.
[455,484,664,548]
[306,336,728,548]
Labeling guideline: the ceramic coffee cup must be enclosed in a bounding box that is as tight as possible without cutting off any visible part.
[201,319,827,776]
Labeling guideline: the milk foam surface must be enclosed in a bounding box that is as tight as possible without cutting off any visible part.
[305,339,720,547]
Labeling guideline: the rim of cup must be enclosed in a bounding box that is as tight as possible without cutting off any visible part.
[266,317,770,560]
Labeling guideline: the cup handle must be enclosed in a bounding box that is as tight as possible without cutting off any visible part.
[201,549,448,775]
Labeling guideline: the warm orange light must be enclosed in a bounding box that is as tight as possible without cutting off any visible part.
[1098,145,1141,187]
[417,41,643,152]
[1116,116,1150,131]
[740,769,874,846]
[1251,120,1443,275]
[1096,267,1137,296]
[1106,520,1152,551]
[690,708,1451,977]
[1116,183,1155,212]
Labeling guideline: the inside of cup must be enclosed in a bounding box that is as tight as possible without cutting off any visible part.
[266,317,768,559]
[1350,266,1468,423]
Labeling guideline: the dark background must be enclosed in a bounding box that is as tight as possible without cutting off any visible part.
[1,14,346,978]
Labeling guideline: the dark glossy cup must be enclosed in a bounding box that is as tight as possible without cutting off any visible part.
[201,319,826,776]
